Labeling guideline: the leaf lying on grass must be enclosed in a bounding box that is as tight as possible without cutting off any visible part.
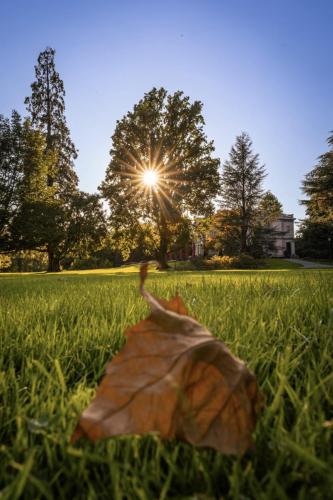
[71,263,264,454]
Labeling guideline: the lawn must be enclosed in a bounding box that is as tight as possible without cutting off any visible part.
[0,267,333,499]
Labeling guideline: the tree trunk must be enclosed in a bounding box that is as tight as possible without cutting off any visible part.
[240,225,247,253]
[157,223,169,270]
[47,249,61,272]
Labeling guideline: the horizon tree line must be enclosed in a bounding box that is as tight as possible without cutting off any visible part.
[0,47,331,271]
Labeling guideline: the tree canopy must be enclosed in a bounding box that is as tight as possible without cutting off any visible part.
[259,191,283,224]
[302,132,333,222]
[0,111,24,249]
[25,47,78,194]
[297,131,333,258]
[100,87,220,267]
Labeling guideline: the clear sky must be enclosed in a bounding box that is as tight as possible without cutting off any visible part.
[1,0,332,225]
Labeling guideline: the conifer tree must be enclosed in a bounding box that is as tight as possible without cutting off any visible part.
[302,131,333,221]
[25,47,78,270]
[297,131,333,258]
[220,132,266,253]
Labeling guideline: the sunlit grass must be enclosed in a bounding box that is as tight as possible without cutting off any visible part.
[0,269,333,498]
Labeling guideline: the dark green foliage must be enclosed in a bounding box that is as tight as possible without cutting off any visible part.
[220,132,266,253]
[302,132,333,221]
[210,210,242,256]
[0,111,24,249]
[248,191,284,257]
[100,87,220,268]
[298,131,333,257]
[296,220,333,258]
[5,250,48,272]
[259,190,283,224]
[12,191,107,268]
[25,47,78,194]
[0,113,58,256]
[3,119,107,269]
[63,192,107,260]
[247,225,277,258]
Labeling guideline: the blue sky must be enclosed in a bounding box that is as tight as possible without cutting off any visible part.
[1,0,332,225]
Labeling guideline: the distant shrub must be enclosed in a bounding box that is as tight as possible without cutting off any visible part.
[8,251,48,272]
[208,255,237,269]
[70,258,114,270]
[207,254,257,269]
[186,254,258,270]
[0,254,12,272]
[189,256,207,269]
[234,254,258,269]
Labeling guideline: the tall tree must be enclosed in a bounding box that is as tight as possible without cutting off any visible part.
[220,132,266,253]
[25,47,79,270]
[298,131,333,258]
[100,87,220,268]
[296,219,333,259]
[302,131,333,222]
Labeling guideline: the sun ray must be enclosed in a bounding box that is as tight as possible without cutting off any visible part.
[142,169,158,187]
[112,145,193,222]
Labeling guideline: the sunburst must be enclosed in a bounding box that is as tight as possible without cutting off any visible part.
[142,169,158,187]
[115,142,188,219]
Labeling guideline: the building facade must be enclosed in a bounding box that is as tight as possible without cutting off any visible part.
[192,213,296,258]
[269,213,295,257]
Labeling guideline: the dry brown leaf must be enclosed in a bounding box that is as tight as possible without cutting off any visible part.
[71,263,264,454]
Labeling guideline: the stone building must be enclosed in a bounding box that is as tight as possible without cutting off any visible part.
[269,213,295,257]
[192,237,205,257]
[192,213,296,258]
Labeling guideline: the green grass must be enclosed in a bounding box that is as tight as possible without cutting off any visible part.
[1,267,333,499]
[260,258,303,269]
[166,258,302,271]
